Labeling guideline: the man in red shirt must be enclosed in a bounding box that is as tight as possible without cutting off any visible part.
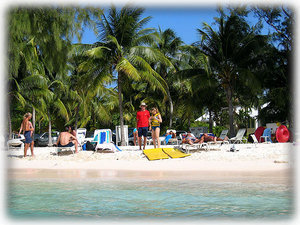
[136,102,150,150]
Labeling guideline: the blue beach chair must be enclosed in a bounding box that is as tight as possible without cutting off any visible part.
[260,128,272,143]
[93,129,121,152]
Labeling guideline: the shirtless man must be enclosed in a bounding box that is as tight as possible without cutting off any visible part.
[56,127,79,153]
[199,133,228,144]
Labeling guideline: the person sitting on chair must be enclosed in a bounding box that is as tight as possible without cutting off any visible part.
[182,131,200,145]
[56,127,79,153]
[165,130,176,144]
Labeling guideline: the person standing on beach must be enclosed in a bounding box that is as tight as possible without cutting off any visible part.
[136,102,150,150]
[150,107,162,149]
[18,112,35,157]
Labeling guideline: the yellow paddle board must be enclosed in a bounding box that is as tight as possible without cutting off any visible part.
[143,148,170,161]
[162,148,191,159]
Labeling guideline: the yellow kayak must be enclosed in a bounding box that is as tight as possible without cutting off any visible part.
[143,148,170,161]
[162,148,191,159]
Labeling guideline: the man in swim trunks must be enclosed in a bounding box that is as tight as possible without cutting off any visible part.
[56,127,79,153]
[18,112,35,157]
[136,102,150,150]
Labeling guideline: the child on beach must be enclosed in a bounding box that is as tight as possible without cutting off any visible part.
[18,112,35,157]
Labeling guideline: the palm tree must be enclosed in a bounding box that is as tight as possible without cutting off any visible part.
[151,27,182,127]
[8,7,103,138]
[82,5,171,145]
[195,11,267,137]
[67,43,119,130]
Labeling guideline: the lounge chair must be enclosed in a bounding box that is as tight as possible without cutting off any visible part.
[250,134,259,147]
[189,127,208,139]
[259,128,272,143]
[76,128,87,145]
[229,128,247,144]
[163,129,179,145]
[182,142,208,153]
[179,133,208,153]
[207,129,229,146]
[93,129,121,152]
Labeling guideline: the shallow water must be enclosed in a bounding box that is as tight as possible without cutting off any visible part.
[7,172,293,220]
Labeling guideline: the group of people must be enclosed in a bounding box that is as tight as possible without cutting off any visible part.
[182,131,228,145]
[18,103,227,156]
[18,112,79,157]
[135,102,162,150]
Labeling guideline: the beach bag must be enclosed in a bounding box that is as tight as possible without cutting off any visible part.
[86,141,96,151]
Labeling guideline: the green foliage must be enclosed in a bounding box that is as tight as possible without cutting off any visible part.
[7,5,292,137]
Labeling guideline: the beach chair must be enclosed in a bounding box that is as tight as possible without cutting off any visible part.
[56,140,82,155]
[229,128,247,144]
[163,129,179,145]
[250,134,259,147]
[179,133,208,153]
[182,142,209,153]
[189,127,207,139]
[259,128,272,143]
[207,129,229,149]
[56,145,78,155]
[76,128,87,145]
[92,129,122,153]
[93,129,112,144]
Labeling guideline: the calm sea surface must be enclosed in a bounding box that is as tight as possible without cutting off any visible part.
[7,173,293,221]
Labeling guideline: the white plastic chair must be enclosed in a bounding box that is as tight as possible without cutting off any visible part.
[76,128,87,145]
[207,129,229,147]
[250,134,258,147]
[229,128,247,144]
[163,129,178,145]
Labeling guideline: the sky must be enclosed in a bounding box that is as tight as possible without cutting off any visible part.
[77,6,265,45]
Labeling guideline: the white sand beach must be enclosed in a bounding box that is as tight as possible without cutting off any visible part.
[6,143,294,180]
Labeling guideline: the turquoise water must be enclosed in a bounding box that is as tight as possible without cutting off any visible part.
[7,178,293,220]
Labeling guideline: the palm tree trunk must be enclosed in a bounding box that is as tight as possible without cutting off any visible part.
[167,88,173,128]
[75,106,79,131]
[48,110,53,146]
[32,107,36,134]
[208,110,213,133]
[257,106,261,127]
[226,87,235,138]
[8,108,12,139]
[118,73,125,146]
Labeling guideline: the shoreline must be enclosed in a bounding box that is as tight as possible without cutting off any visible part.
[5,143,294,183]
[7,166,292,185]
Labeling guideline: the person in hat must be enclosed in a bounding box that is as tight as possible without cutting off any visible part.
[136,102,150,150]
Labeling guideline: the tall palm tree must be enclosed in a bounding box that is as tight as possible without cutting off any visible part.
[67,42,119,130]
[8,7,103,138]
[195,12,267,137]
[82,5,171,145]
[151,27,182,127]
